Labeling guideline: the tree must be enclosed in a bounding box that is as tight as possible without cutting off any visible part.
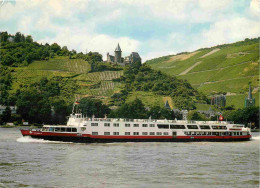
[0,31,9,42]
[78,97,110,118]
[1,54,14,66]
[14,32,22,42]
[188,111,207,121]
[229,107,259,128]
[50,43,61,53]
[25,35,33,43]
[109,98,147,119]
[16,87,51,124]
[51,98,70,124]
[2,106,11,123]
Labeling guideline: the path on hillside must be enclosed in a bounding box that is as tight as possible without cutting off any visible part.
[194,75,257,88]
[183,61,254,75]
[178,48,222,75]
[179,61,202,75]
[200,48,220,58]
[159,65,176,68]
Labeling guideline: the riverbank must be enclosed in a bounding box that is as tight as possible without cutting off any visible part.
[0,125,41,128]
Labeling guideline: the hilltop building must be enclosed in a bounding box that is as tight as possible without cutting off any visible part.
[107,43,141,66]
[198,107,216,118]
[0,105,16,115]
[211,94,226,108]
[245,84,255,107]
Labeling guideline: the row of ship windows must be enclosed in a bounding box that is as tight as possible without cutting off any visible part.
[90,123,227,130]
[91,123,154,127]
[92,132,169,136]
[184,132,248,136]
[42,127,77,132]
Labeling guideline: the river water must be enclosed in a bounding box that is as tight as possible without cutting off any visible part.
[0,128,259,188]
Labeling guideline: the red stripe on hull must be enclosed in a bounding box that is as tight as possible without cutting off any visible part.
[21,130,78,137]
[21,130,251,140]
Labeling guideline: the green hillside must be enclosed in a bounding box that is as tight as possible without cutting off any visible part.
[146,38,259,109]
[9,56,123,105]
[8,56,190,109]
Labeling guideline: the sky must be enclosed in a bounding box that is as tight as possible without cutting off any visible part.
[0,0,259,62]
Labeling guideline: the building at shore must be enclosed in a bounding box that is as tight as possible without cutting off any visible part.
[106,43,141,66]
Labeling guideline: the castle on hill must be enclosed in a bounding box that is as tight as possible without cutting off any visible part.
[106,43,141,66]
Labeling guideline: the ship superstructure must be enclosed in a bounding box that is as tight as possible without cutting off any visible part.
[21,112,251,142]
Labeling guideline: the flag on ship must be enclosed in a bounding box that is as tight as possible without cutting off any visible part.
[219,114,224,121]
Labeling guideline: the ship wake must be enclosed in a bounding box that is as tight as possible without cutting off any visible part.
[16,136,72,144]
[252,135,260,140]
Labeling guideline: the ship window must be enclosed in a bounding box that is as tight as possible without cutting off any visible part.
[157,124,169,129]
[212,132,216,135]
[92,132,98,135]
[133,132,139,135]
[170,124,185,129]
[150,132,155,135]
[187,125,198,129]
[91,123,98,126]
[113,132,119,135]
[113,123,119,127]
[163,132,169,135]
[200,125,210,129]
[149,124,155,127]
[196,132,201,135]
[104,123,110,127]
[104,132,110,135]
[54,127,61,132]
[142,124,148,127]
[125,124,130,127]
[156,132,162,135]
[212,126,227,130]
[49,127,54,132]
[240,132,242,135]
[61,128,66,132]
[133,124,139,127]
[125,132,130,135]
[142,132,148,135]
[202,132,207,135]
[72,128,77,132]
[191,132,196,135]
[207,132,211,136]
[67,128,72,132]
[172,132,177,136]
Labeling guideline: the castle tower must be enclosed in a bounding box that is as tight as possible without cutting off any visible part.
[114,43,122,64]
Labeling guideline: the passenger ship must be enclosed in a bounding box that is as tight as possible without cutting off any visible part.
[21,109,251,143]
